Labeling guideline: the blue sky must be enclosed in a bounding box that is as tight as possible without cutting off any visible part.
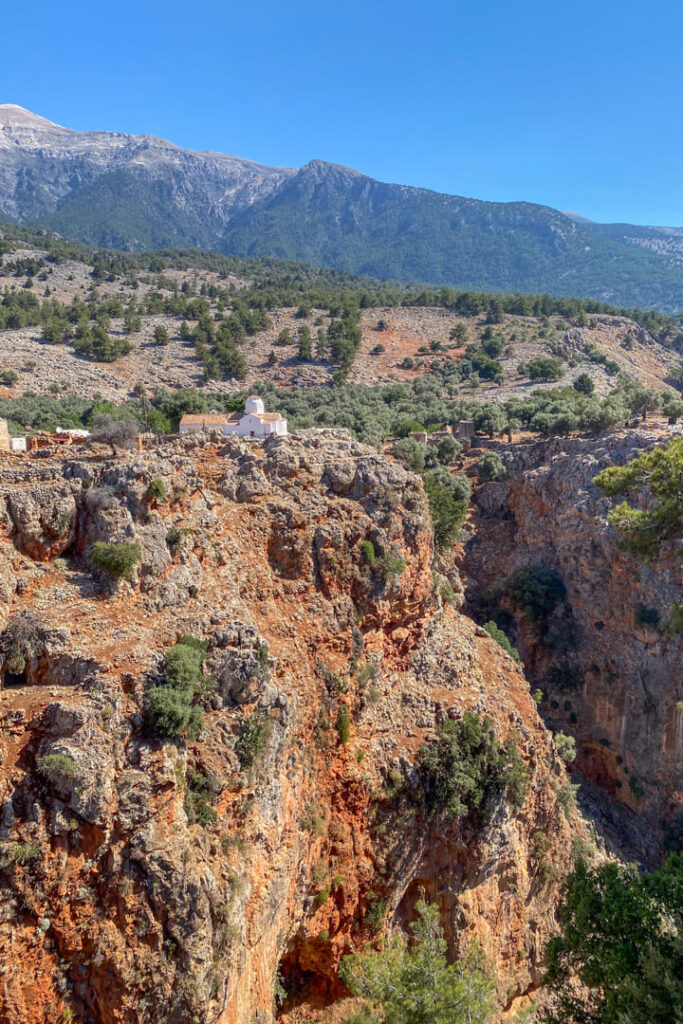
[3,0,682,225]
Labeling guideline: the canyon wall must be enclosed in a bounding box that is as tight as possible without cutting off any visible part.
[0,431,584,1024]
[464,428,683,845]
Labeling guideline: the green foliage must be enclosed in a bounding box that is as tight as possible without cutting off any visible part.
[483,620,520,661]
[394,438,428,473]
[518,356,565,381]
[3,841,43,866]
[336,705,351,745]
[36,753,77,783]
[573,372,595,395]
[184,768,220,827]
[340,896,495,1024]
[235,713,271,771]
[419,713,528,818]
[593,436,683,559]
[359,540,376,565]
[543,855,683,1024]
[91,541,141,580]
[147,639,207,740]
[502,564,566,622]
[147,478,166,501]
[374,550,406,582]
[477,452,507,483]
[553,732,577,764]
[424,468,470,549]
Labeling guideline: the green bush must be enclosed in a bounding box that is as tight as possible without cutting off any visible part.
[477,452,506,482]
[593,436,683,559]
[147,478,166,500]
[336,705,350,745]
[148,687,203,740]
[359,539,376,565]
[147,639,207,740]
[424,470,470,549]
[184,768,220,827]
[419,713,528,818]
[375,550,406,582]
[91,541,141,580]
[235,713,271,771]
[340,896,495,1024]
[483,621,520,661]
[36,753,77,783]
[502,564,566,622]
[543,855,683,1024]
[553,732,577,764]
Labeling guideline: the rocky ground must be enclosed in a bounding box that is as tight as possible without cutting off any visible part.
[0,430,593,1024]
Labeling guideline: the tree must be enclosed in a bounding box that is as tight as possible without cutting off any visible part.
[477,452,506,482]
[394,438,428,473]
[340,896,495,1024]
[90,413,139,454]
[297,324,312,360]
[519,357,565,382]
[153,325,170,346]
[543,855,683,1024]
[573,372,595,395]
[436,434,462,465]
[593,436,683,558]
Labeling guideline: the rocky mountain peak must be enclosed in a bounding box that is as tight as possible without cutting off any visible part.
[0,104,61,129]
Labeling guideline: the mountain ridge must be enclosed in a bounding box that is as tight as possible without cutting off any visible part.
[3,105,683,309]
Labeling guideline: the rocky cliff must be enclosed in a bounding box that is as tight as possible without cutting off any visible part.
[0,431,585,1024]
[464,428,683,850]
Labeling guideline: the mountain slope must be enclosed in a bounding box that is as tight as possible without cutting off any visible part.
[3,104,683,309]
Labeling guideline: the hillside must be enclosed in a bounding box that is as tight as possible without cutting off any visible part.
[3,105,683,309]
[0,235,681,409]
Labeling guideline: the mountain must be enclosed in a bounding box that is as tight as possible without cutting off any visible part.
[2,104,683,309]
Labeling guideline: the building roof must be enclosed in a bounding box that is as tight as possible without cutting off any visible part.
[180,413,241,426]
[258,413,285,423]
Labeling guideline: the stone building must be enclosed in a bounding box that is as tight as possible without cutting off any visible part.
[0,418,10,453]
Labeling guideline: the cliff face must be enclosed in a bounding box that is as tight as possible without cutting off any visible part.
[464,428,683,845]
[0,431,584,1024]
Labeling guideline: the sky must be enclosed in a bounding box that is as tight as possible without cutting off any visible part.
[2,0,682,225]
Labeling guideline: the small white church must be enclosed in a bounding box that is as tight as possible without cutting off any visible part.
[179,396,288,439]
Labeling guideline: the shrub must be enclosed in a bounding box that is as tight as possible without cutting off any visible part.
[336,706,350,745]
[149,687,203,740]
[419,713,528,818]
[4,842,43,865]
[340,896,495,1023]
[483,621,520,661]
[593,436,683,559]
[553,732,577,764]
[375,550,406,582]
[166,526,182,550]
[91,541,141,580]
[519,356,565,381]
[502,564,566,622]
[359,539,376,565]
[147,478,166,501]
[394,437,428,473]
[477,452,506,482]
[424,471,469,549]
[543,856,683,1024]
[184,768,220,827]
[36,753,77,783]
[436,434,462,465]
[235,713,270,771]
